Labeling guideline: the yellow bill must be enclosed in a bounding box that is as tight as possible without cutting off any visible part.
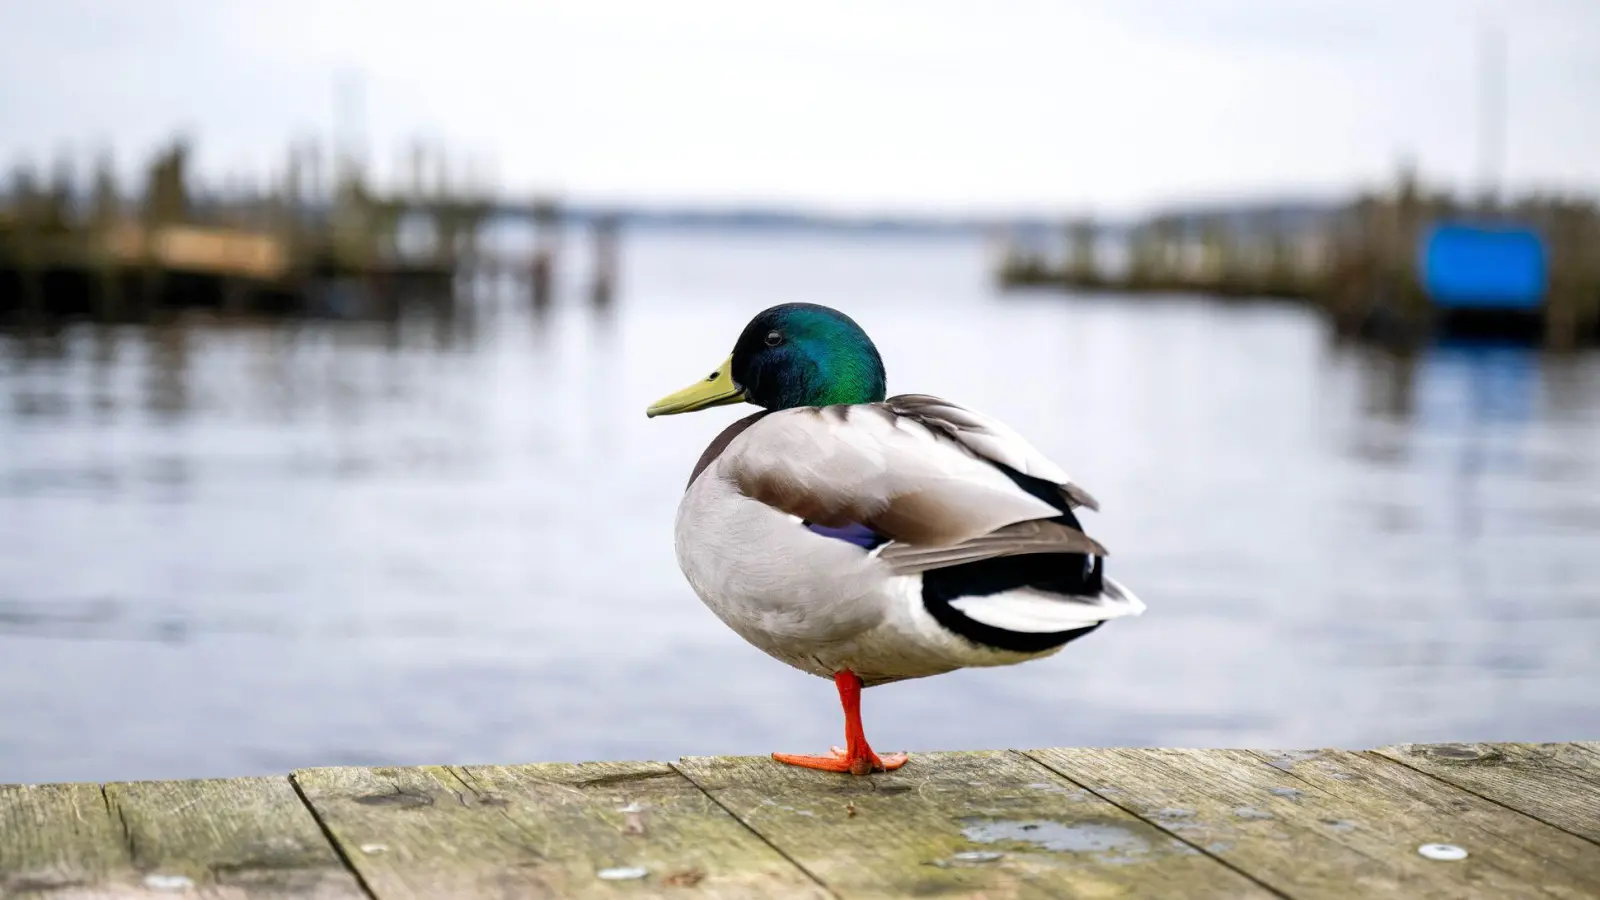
[646,354,747,417]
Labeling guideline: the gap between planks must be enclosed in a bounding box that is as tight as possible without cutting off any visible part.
[664,761,840,900]
[1001,748,1294,899]
[290,772,382,900]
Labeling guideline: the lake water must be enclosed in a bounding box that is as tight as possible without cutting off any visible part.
[3,229,1598,785]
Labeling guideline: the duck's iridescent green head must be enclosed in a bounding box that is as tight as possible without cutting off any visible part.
[646,303,887,416]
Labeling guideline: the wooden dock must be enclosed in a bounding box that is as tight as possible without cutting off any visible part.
[998,166,1600,349]
[0,138,621,324]
[4,742,1598,898]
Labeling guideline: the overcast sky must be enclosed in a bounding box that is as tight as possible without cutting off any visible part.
[1,0,1596,215]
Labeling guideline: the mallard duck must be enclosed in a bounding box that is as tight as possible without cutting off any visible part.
[646,303,1143,775]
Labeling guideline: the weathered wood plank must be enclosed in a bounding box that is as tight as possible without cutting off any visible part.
[1248,748,1600,899]
[456,763,829,899]
[293,761,825,899]
[292,765,547,900]
[1028,746,1584,900]
[1374,742,1600,845]
[0,782,129,897]
[100,777,367,899]
[675,750,1275,899]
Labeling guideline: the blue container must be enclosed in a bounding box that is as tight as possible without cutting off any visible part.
[1419,222,1547,310]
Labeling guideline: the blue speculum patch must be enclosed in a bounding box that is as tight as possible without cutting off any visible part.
[804,521,888,550]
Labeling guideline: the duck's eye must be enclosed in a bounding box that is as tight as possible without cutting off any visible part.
[765,331,783,347]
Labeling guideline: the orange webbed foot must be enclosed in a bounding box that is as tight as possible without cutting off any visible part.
[772,746,908,776]
[774,670,908,776]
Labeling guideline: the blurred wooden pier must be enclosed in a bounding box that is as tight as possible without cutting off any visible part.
[0,140,619,324]
[1000,166,1600,349]
[3,741,1598,898]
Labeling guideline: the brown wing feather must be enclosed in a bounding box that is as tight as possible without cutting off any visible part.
[875,519,1107,576]
[886,394,1099,511]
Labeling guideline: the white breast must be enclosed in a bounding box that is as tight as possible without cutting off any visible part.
[675,470,886,649]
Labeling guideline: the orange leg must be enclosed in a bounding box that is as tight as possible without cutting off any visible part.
[772,671,908,776]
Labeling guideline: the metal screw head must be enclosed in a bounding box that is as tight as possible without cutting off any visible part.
[1419,843,1468,861]
[952,851,1003,863]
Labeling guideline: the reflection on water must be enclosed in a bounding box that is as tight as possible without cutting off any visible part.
[2,230,1598,784]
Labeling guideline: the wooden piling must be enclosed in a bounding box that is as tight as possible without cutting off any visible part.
[7,166,46,323]
[590,214,620,312]
[88,152,123,320]
[529,199,560,314]
[1064,218,1098,288]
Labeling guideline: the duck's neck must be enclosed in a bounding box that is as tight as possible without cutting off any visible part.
[797,374,885,408]
[767,347,887,409]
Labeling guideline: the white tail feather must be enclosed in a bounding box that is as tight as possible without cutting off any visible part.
[947,576,1145,634]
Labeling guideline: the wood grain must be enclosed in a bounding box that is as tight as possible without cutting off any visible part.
[1373,742,1600,845]
[676,750,1276,899]
[1028,746,1588,900]
[0,782,129,898]
[1,777,360,898]
[293,761,825,899]
[1251,748,1600,899]
[103,776,367,899]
